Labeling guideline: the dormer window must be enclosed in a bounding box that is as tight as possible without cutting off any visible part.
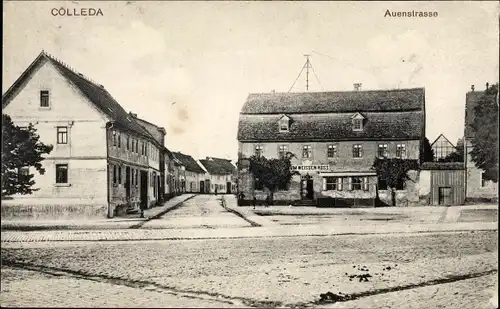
[351,113,365,131]
[278,115,290,132]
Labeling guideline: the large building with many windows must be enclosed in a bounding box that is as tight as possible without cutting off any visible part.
[237,87,426,207]
[2,51,165,218]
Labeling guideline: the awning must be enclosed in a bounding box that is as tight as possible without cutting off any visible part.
[318,171,377,177]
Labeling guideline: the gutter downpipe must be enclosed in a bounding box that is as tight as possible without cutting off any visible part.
[106,121,115,218]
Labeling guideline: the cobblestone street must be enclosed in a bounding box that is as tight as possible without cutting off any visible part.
[2,229,497,308]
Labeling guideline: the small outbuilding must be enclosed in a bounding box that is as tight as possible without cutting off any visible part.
[419,162,465,206]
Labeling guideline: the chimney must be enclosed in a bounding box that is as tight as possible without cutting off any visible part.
[271,89,276,94]
[129,112,137,118]
[486,82,489,90]
[471,85,475,92]
[353,83,362,91]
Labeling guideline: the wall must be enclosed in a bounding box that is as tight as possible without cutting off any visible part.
[3,58,109,205]
[239,140,420,172]
[465,143,498,200]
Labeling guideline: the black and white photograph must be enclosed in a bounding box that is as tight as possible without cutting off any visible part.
[1,1,499,308]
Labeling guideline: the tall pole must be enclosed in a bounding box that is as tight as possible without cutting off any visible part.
[304,54,310,91]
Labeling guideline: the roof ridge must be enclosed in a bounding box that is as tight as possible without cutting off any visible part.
[248,87,425,96]
[43,52,105,89]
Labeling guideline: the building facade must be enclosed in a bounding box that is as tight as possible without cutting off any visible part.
[131,113,166,205]
[198,157,237,194]
[464,85,498,201]
[164,148,185,199]
[430,134,457,161]
[237,88,426,207]
[172,152,206,193]
[1,51,167,218]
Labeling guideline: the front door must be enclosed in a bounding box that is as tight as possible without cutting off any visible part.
[200,181,205,193]
[438,187,452,205]
[125,166,131,201]
[226,182,232,194]
[306,179,314,199]
[140,170,148,209]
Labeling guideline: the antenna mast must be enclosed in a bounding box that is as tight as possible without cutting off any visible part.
[288,54,324,92]
[304,54,310,91]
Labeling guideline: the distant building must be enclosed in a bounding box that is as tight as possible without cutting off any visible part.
[172,152,206,193]
[237,87,426,207]
[2,51,164,218]
[164,147,185,198]
[430,134,457,161]
[131,113,166,205]
[464,84,498,201]
[198,157,237,194]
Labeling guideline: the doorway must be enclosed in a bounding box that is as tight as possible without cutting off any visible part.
[200,181,205,193]
[306,179,314,199]
[125,166,131,201]
[226,182,232,194]
[140,170,148,209]
[438,187,452,205]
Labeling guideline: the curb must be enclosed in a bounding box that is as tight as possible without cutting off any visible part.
[129,195,197,229]
[220,196,261,227]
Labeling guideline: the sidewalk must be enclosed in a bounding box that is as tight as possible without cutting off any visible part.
[1,221,496,243]
[221,195,280,227]
[1,194,196,231]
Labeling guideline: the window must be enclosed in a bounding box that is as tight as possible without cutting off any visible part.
[351,176,362,190]
[278,145,288,158]
[57,126,68,144]
[396,144,406,159]
[353,119,363,131]
[279,120,289,132]
[117,133,121,148]
[131,169,134,185]
[353,144,363,158]
[118,166,122,184]
[363,177,369,191]
[378,176,388,190]
[112,130,117,146]
[113,165,117,184]
[378,144,388,158]
[325,177,341,191]
[327,144,337,158]
[55,164,68,184]
[135,170,139,185]
[126,136,130,150]
[145,144,149,157]
[481,172,487,187]
[302,145,312,158]
[40,90,50,107]
[255,145,263,156]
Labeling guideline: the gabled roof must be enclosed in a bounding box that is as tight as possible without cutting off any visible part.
[430,134,455,148]
[198,157,236,175]
[172,152,205,174]
[2,51,151,139]
[238,88,425,142]
[240,88,425,114]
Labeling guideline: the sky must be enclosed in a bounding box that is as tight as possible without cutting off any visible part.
[3,1,499,162]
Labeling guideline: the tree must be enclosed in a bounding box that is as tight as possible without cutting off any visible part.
[247,152,299,205]
[422,137,435,163]
[2,114,53,197]
[470,83,499,182]
[372,158,420,206]
[438,138,464,163]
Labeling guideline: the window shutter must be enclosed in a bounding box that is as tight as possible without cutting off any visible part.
[322,178,327,190]
[338,177,343,191]
[348,177,352,191]
[363,177,369,191]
